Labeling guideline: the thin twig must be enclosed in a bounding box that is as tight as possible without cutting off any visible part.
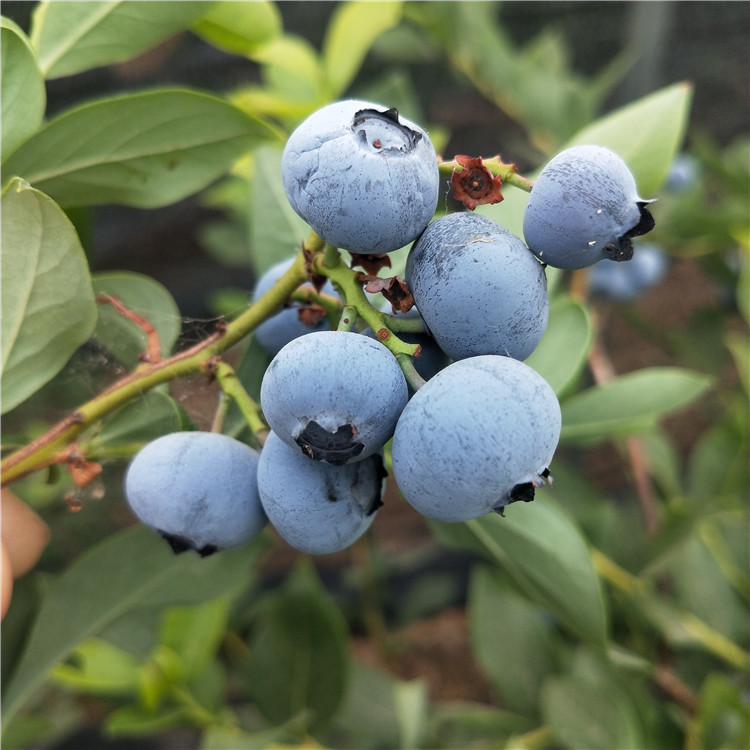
[96,294,162,363]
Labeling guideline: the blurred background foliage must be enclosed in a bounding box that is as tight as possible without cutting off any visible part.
[1,2,748,749]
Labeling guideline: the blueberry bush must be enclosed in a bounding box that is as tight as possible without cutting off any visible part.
[1,3,748,749]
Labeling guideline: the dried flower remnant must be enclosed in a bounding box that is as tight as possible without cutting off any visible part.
[350,252,392,276]
[451,155,504,210]
[364,276,415,315]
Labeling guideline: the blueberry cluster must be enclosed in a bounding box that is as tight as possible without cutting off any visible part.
[125,101,656,556]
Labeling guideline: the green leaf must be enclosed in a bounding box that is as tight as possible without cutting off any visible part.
[92,271,182,367]
[160,597,230,684]
[427,702,527,749]
[688,399,749,505]
[430,493,608,647]
[468,566,559,714]
[564,82,694,196]
[249,35,325,106]
[51,638,141,696]
[560,367,713,443]
[322,1,403,98]
[663,533,748,644]
[691,672,750,750]
[1,524,266,726]
[246,559,349,733]
[1,18,46,162]
[3,89,277,209]
[248,145,310,275]
[524,295,593,397]
[1,178,96,413]
[330,661,401,749]
[541,651,646,750]
[193,0,281,56]
[30,0,212,79]
[91,391,184,452]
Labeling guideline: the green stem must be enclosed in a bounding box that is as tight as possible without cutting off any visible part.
[1,246,311,485]
[591,548,750,671]
[337,306,358,332]
[210,392,231,435]
[310,250,420,362]
[381,314,425,334]
[396,353,426,391]
[212,361,267,447]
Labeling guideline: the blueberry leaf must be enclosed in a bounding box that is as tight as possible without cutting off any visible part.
[248,145,309,275]
[30,0,212,79]
[322,1,404,98]
[1,178,96,413]
[1,524,268,726]
[192,0,281,56]
[541,650,647,750]
[524,295,593,398]
[564,81,693,196]
[91,391,185,450]
[430,494,608,648]
[1,18,45,162]
[245,558,349,732]
[560,367,713,443]
[2,89,276,209]
[469,566,559,714]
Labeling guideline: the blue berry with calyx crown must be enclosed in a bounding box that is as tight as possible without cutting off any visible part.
[392,355,561,523]
[260,330,408,465]
[589,242,669,301]
[281,99,439,254]
[406,212,549,361]
[257,431,386,555]
[523,144,656,270]
[125,432,266,556]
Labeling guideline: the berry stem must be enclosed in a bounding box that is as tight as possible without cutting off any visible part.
[1,252,308,485]
[310,250,421,361]
[211,360,268,447]
[396,353,426,391]
[337,306,358,332]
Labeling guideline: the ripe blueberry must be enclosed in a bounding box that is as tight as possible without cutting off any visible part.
[260,330,408,465]
[391,356,561,522]
[406,212,549,361]
[125,432,266,555]
[523,144,655,269]
[257,431,385,555]
[281,100,440,254]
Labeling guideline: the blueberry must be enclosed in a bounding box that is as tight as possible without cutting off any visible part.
[281,100,440,254]
[391,356,561,522]
[252,257,338,356]
[405,213,549,361]
[260,330,408,465]
[257,431,385,554]
[125,432,266,555]
[589,242,669,301]
[523,144,656,269]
